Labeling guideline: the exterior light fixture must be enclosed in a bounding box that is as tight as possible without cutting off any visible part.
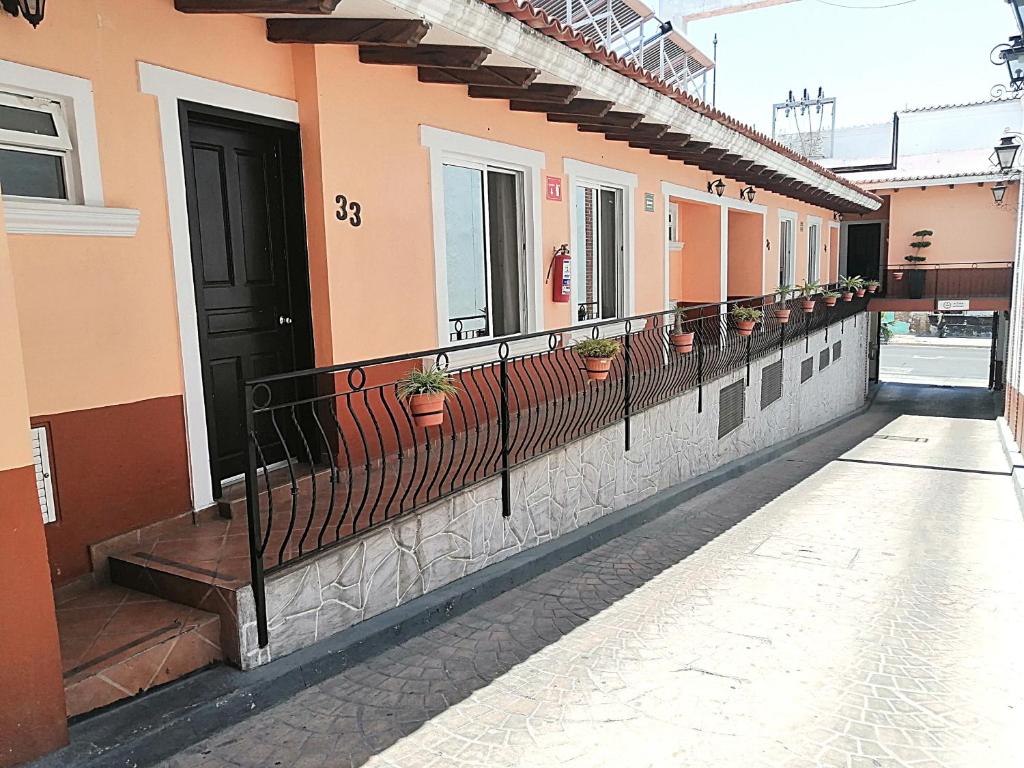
[1009,0,1024,36]
[740,186,756,202]
[993,181,1010,205]
[833,211,843,222]
[992,35,1024,93]
[994,135,1022,172]
[707,179,726,197]
[0,0,44,27]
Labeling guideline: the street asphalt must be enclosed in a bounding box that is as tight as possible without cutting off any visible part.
[880,340,992,387]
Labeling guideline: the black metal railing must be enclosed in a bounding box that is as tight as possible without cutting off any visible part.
[242,287,868,645]
[883,261,1013,300]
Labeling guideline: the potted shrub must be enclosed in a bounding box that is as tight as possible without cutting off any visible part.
[865,279,880,294]
[668,308,694,354]
[398,366,458,429]
[773,284,794,324]
[906,229,932,299]
[798,281,821,313]
[821,290,841,307]
[839,274,862,302]
[731,306,763,337]
[574,338,621,381]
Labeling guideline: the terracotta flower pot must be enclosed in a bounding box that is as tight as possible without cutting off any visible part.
[669,331,694,354]
[841,292,854,302]
[409,392,447,429]
[801,299,816,313]
[855,288,866,297]
[824,296,838,307]
[583,356,613,381]
[894,271,904,281]
[735,319,757,337]
[773,308,792,324]
[866,285,878,293]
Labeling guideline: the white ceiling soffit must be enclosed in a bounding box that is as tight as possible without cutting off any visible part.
[380,0,878,211]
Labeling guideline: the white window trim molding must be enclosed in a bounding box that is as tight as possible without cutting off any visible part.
[4,200,139,236]
[566,158,637,325]
[660,181,767,307]
[0,58,141,235]
[421,125,545,358]
[778,209,798,286]
[139,61,299,511]
[806,214,823,283]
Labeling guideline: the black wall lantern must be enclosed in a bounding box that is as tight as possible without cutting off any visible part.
[992,35,1024,93]
[1,0,45,27]
[740,186,756,203]
[707,178,726,197]
[994,135,1021,172]
[1009,0,1024,36]
[993,181,1010,205]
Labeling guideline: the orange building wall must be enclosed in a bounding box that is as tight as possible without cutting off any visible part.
[886,184,1018,267]
[727,209,764,297]
[675,199,722,304]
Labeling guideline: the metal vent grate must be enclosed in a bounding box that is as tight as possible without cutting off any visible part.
[801,357,814,383]
[32,425,57,525]
[719,379,745,438]
[819,348,830,370]
[761,360,783,410]
[833,340,842,360]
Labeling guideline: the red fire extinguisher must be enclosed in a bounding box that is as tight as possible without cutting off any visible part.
[548,244,571,303]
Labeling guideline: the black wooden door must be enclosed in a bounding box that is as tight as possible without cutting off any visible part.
[847,223,882,282]
[182,107,312,493]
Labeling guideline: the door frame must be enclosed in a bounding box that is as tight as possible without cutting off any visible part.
[140,63,307,511]
[179,102,314,496]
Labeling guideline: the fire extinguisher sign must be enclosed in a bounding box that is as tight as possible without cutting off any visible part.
[546,176,562,201]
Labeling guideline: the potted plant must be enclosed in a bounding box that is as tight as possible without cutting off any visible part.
[574,338,621,381]
[731,306,763,337]
[668,308,694,354]
[773,284,794,324]
[864,279,880,294]
[821,290,841,307]
[839,274,862,302]
[905,229,932,299]
[798,281,821,313]
[398,366,458,429]
[893,270,904,281]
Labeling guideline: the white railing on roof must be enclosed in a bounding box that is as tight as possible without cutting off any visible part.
[530,0,712,100]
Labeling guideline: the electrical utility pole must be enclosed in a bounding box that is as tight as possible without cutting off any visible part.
[712,34,718,107]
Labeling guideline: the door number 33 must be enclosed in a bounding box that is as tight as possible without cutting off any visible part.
[335,194,362,227]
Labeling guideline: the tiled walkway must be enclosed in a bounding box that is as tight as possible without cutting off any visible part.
[159,384,1024,767]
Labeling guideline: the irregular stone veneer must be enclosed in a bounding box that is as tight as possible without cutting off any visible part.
[237,318,870,668]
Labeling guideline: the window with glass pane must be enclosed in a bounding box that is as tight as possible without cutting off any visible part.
[442,163,523,341]
[779,218,795,286]
[575,184,622,321]
[0,92,71,201]
[0,148,66,199]
[807,223,820,282]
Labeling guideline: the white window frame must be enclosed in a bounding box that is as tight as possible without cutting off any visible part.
[0,58,138,236]
[422,126,545,360]
[778,209,798,287]
[806,215,822,284]
[565,158,637,329]
[0,91,75,204]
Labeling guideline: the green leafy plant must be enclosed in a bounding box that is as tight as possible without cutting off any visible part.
[798,281,821,297]
[880,323,894,343]
[573,338,622,359]
[775,284,795,300]
[907,229,932,263]
[731,306,763,322]
[839,274,864,290]
[397,366,458,400]
[864,280,880,289]
[912,229,934,237]
[821,290,841,299]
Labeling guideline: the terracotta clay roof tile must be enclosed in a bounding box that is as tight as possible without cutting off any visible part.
[479,0,879,207]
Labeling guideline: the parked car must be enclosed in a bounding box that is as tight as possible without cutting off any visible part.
[936,313,993,338]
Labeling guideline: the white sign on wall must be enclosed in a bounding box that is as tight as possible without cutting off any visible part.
[937,299,970,311]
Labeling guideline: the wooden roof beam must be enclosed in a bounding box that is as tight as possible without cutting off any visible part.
[359,45,490,70]
[418,66,538,88]
[511,98,612,117]
[268,18,430,46]
[470,83,579,104]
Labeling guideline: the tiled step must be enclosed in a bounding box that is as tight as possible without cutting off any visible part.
[55,584,222,718]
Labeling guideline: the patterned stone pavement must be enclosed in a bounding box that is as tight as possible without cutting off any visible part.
[160,384,1024,768]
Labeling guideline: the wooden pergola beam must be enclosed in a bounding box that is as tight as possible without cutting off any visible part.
[470,83,580,104]
[510,98,612,118]
[359,45,490,70]
[267,18,430,46]
[176,0,339,11]
[418,66,538,88]
[551,110,643,128]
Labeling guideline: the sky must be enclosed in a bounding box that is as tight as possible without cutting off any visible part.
[677,0,1016,133]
